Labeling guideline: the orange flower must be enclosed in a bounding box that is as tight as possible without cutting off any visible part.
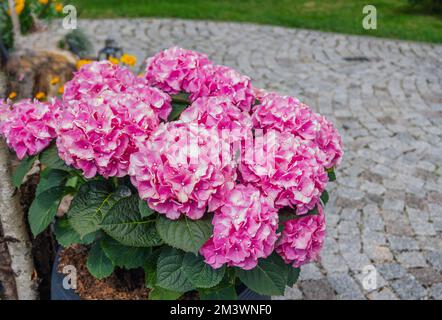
[120,54,137,66]
[39,0,49,4]
[55,3,63,13]
[35,92,46,100]
[108,57,120,65]
[8,92,17,99]
[76,59,92,70]
[58,85,65,94]
[50,76,60,85]
[8,0,25,15]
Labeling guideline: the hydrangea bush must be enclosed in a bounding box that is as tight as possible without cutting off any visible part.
[0,47,343,299]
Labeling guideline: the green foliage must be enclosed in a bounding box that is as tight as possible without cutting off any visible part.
[199,286,237,300]
[28,186,73,236]
[236,254,289,296]
[12,155,38,187]
[101,236,151,269]
[149,287,182,300]
[40,144,70,171]
[320,190,329,206]
[67,180,118,238]
[182,252,225,288]
[36,169,69,196]
[138,199,154,218]
[62,29,93,58]
[156,247,195,292]
[0,0,65,50]
[54,217,96,248]
[101,195,162,247]
[86,239,115,279]
[327,168,336,182]
[287,266,300,287]
[156,214,212,254]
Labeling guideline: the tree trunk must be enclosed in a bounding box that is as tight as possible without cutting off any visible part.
[8,0,23,50]
[0,71,38,300]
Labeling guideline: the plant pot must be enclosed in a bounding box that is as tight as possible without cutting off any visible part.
[51,248,270,300]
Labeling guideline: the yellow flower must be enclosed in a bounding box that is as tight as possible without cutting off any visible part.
[39,0,49,4]
[120,54,137,67]
[58,85,65,94]
[50,76,60,85]
[35,92,46,100]
[55,3,63,13]
[108,57,120,65]
[76,59,92,70]
[9,0,25,15]
[8,92,17,100]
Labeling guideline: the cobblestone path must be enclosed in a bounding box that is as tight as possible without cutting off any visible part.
[26,18,442,300]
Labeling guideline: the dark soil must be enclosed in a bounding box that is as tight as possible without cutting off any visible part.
[58,246,150,300]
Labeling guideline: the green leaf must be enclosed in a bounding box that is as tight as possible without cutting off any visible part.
[168,101,188,121]
[54,217,96,247]
[182,252,225,288]
[100,195,162,247]
[236,254,288,296]
[67,180,117,238]
[28,186,68,236]
[39,144,70,171]
[320,190,329,206]
[144,250,161,289]
[327,168,336,182]
[139,199,154,218]
[156,214,212,254]
[149,287,182,300]
[36,169,69,196]
[86,240,114,279]
[12,155,38,187]
[101,236,151,269]
[287,267,300,287]
[199,286,237,300]
[156,247,194,292]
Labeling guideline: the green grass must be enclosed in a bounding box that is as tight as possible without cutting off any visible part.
[69,0,442,43]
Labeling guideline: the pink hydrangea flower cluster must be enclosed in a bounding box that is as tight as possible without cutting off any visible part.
[200,184,279,270]
[253,92,343,168]
[128,121,237,220]
[180,95,252,144]
[145,47,211,95]
[65,61,171,121]
[0,98,60,159]
[57,62,171,178]
[276,205,326,267]
[191,65,255,112]
[145,47,255,111]
[239,131,328,215]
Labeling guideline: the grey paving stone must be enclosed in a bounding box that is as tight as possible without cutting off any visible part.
[377,263,407,280]
[430,283,442,300]
[426,251,442,272]
[367,287,399,300]
[298,279,336,300]
[272,285,303,300]
[388,235,420,251]
[397,251,428,268]
[391,275,428,300]
[328,273,365,299]
[299,263,323,281]
[408,267,442,287]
